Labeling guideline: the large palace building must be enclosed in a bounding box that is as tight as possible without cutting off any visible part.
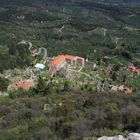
[49,54,85,74]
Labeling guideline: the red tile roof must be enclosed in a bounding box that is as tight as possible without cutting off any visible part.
[128,66,137,71]
[32,49,37,54]
[51,55,82,65]
[123,87,134,94]
[75,56,85,60]
[51,55,66,66]
[50,54,85,67]
[65,55,75,60]
[15,81,34,89]
[128,66,140,74]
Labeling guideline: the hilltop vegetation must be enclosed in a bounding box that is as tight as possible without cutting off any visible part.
[0,0,140,139]
[0,89,140,140]
[0,0,140,67]
[0,41,32,72]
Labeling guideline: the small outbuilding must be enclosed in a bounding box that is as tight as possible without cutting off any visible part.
[35,63,45,70]
[15,80,34,90]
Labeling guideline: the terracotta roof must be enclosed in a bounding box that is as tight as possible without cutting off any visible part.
[128,66,137,71]
[51,55,66,66]
[123,87,134,94]
[128,66,140,74]
[15,81,34,89]
[32,49,37,54]
[75,56,85,60]
[65,55,75,60]
[51,54,85,66]
[32,49,38,56]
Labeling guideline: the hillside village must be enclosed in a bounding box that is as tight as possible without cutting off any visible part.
[0,0,140,139]
[0,40,139,96]
[0,41,140,139]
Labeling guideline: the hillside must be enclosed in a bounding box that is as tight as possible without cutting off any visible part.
[0,0,140,66]
[0,0,140,140]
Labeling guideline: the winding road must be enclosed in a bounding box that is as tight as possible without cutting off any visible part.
[28,41,48,62]
[18,40,48,64]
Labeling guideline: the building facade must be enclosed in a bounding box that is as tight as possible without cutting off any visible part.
[49,54,85,74]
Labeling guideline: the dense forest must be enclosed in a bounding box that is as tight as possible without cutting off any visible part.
[0,0,140,68]
[0,86,139,139]
[0,41,32,72]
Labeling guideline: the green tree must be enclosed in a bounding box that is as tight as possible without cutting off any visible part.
[36,76,47,95]
[63,81,70,92]
[0,77,10,92]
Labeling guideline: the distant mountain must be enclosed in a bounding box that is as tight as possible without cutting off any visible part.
[94,0,140,5]
[0,0,140,6]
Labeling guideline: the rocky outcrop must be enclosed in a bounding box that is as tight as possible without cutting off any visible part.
[98,135,125,140]
[127,133,140,140]
[98,133,140,140]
